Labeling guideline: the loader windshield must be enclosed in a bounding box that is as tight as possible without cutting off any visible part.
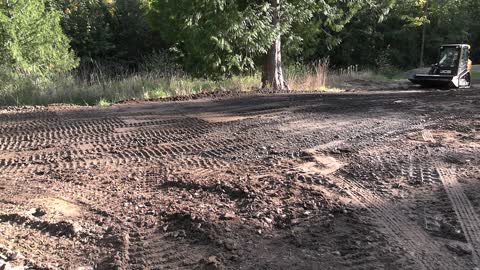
[438,47,459,68]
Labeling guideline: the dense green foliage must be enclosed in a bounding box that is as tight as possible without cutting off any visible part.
[0,0,78,76]
[148,0,276,77]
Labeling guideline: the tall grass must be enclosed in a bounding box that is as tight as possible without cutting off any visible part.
[0,52,404,106]
[0,71,260,106]
[285,59,389,91]
[285,59,329,91]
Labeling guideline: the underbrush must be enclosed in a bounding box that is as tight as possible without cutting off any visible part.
[0,70,260,106]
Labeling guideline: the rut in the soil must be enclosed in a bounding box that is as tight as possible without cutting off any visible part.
[422,130,480,265]
[331,174,459,270]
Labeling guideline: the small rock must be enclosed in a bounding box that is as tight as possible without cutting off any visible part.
[220,212,236,220]
[224,240,237,251]
[29,208,46,217]
[173,230,186,238]
[76,267,94,270]
[332,251,341,256]
[72,223,83,235]
[199,255,224,270]
[290,218,301,225]
[446,241,472,256]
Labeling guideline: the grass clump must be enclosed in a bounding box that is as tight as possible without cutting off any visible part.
[285,59,329,91]
[97,99,112,107]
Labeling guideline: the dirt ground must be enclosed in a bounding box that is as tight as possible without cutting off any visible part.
[1,83,480,270]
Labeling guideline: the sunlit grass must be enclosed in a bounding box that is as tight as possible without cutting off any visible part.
[97,99,111,107]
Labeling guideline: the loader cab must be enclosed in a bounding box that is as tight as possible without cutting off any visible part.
[435,46,460,75]
[431,45,469,75]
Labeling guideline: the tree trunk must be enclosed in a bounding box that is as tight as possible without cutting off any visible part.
[419,0,429,67]
[419,20,426,67]
[262,0,289,91]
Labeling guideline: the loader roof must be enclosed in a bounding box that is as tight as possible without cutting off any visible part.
[441,44,470,49]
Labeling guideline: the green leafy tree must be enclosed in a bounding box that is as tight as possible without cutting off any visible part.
[149,0,276,78]
[50,0,114,62]
[0,0,78,76]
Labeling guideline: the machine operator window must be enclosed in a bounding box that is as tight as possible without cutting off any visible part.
[459,47,468,70]
[439,47,459,67]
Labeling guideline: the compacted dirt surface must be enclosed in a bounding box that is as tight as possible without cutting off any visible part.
[1,85,480,270]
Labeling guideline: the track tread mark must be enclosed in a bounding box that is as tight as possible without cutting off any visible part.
[331,174,461,270]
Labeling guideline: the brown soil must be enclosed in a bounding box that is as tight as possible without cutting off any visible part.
[1,85,480,269]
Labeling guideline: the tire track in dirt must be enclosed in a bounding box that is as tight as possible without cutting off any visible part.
[400,153,441,185]
[331,174,461,270]
[127,230,211,270]
[0,117,214,152]
[0,115,242,173]
[422,129,480,265]
[435,165,480,264]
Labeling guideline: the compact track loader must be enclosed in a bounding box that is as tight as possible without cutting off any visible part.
[409,44,472,88]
